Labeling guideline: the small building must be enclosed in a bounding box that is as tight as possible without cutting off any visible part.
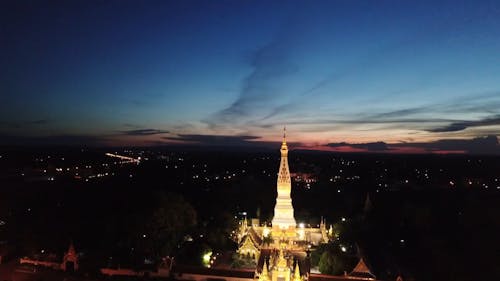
[19,242,79,272]
[348,258,376,280]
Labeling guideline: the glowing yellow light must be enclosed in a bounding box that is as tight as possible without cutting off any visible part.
[203,251,212,265]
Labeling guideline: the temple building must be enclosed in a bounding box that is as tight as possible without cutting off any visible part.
[237,129,330,281]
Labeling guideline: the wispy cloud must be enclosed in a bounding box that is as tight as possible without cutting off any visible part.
[119,129,169,136]
[328,141,390,152]
[258,31,442,123]
[427,114,500,132]
[370,107,428,119]
[321,135,500,155]
[163,133,307,149]
[206,23,298,126]
[164,134,261,146]
[256,90,500,138]
[399,135,500,154]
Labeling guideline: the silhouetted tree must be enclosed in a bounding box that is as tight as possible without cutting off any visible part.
[127,191,197,261]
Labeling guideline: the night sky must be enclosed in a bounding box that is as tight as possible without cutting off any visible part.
[2,0,500,153]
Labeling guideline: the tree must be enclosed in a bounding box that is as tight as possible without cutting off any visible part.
[318,251,335,275]
[315,242,348,275]
[311,243,333,267]
[131,191,197,260]
[204,211,238,251]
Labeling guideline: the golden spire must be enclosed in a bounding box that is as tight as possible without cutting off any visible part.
[273,127,295,229]
[280,126,288,153]
[283,125,287,144]
[294,262,301,281]
[278,127,290,183]
[263,259,269,275]
[277,249,287,268]
[260,259,269,281]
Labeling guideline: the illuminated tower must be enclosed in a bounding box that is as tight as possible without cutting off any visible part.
[272,127,296,230]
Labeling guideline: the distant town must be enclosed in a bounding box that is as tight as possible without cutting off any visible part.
[1,147,499,192]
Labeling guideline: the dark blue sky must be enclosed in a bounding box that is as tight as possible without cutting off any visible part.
[1,0,500,153]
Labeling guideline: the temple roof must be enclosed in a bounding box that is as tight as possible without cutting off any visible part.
[66,242,76,256]
[349,258,376,279]
[248,227,263,245]
[239,234,259,252]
